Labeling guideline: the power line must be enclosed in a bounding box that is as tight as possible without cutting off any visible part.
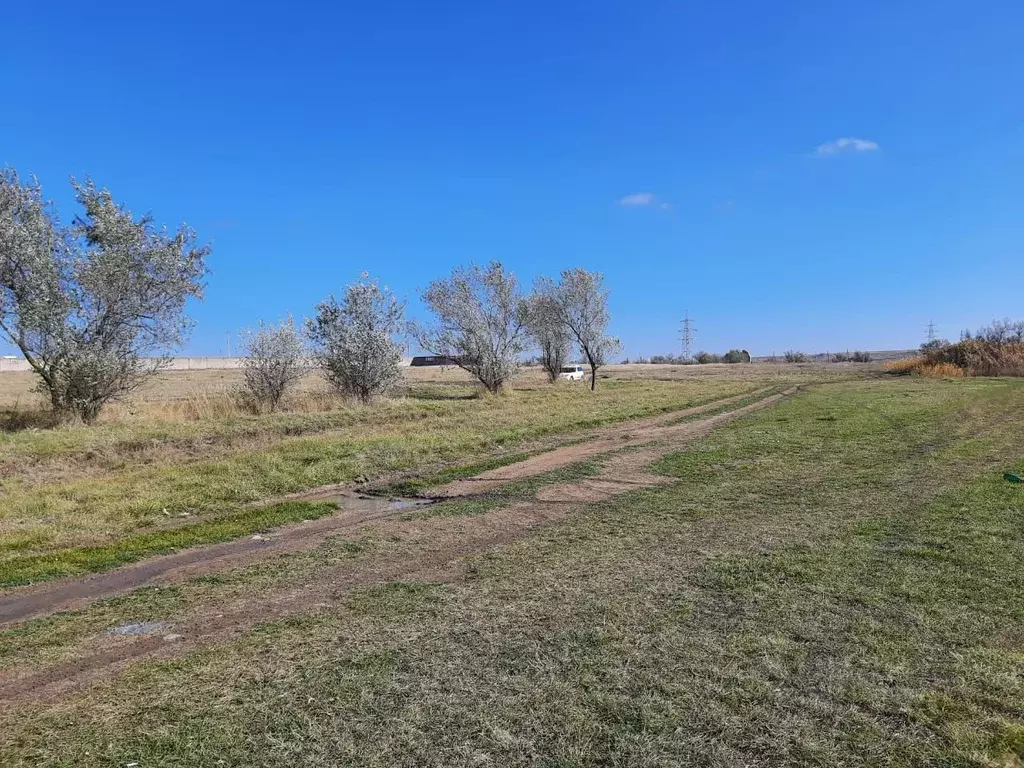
[678,311,697,359]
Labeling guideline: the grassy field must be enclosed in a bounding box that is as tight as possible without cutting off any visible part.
[3,368,1023,765]
[0,365,836,573]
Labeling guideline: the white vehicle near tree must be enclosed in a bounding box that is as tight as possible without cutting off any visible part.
[557,364,586,381]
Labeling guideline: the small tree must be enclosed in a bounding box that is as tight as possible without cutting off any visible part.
[920,339,950,353]
[722,349,749,364]
[851,350,872,363]
[973,318,1024,345]
[784,350,808,363]
[539,268,622,391]
[306,274,406,403]
[0,169,208,423]
[414,261,529,394]
[526,292,573,383]
[239,316,308,412]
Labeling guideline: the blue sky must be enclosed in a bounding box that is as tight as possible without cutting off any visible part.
[2,1,1021,357]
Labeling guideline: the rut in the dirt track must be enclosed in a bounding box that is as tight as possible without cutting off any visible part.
[0,387,795,706]
[0,387,780,629]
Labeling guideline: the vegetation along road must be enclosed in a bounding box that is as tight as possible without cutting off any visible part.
[1,367,1023,766]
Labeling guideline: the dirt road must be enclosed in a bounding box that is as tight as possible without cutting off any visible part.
[0,386,794,705]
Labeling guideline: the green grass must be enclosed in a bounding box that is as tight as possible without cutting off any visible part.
[5,377,1024,766]
[0,501,337,587]
[0,378,763,559]
[0,458,603,672]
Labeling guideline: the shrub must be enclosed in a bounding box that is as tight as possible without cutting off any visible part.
[722,349,749,364]
[526,292,572,384]
[920,339,951,353]
[535,268,622,391]
[695,351,722,364]
[926,339,1024,377]
[885,340,1024,378]
[414,262,528,394]
[852,350,872,363]
[239,316,309,413]
[832,352,849,362]
[784,350,808,363]
[308,274,406,403]
[970,318,1024,345]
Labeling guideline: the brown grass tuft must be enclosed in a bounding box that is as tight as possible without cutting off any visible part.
[883,358,965,378]
[920,362,966,379]
[883,357,925,376]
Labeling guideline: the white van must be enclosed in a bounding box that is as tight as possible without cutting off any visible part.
[558,364,586,381]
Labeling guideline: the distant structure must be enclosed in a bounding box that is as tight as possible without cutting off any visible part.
[409,355,459,367]
[926,320,937,344]
[678,311,696,359]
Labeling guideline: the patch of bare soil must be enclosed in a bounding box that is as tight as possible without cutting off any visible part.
[0,494,430,627]
[0,387,794,706]
[535,448,672,503]
[427,388,790,497]
[0,502,562,706]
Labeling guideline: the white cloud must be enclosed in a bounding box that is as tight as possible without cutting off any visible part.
[618,192,657,206]
[814,137,880,157]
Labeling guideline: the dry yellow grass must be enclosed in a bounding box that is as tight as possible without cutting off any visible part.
[0,362,854,414]
[885,341,1024,379]
[921,362,966,378]
[884,357,966,378]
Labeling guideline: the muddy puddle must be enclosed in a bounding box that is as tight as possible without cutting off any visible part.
[300,489,435,512]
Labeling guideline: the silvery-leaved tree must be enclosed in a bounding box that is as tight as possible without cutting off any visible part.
[537,268,622,391]
[306,273,405,403]
[0,168,208,423]
[526,290,573,383]
[414,261,529,394]
[239,316,309,412]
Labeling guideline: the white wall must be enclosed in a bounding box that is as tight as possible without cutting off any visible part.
[0,357,249,373]
[0,357,30,372]
[163,357,245,370]
[0,356,417,372]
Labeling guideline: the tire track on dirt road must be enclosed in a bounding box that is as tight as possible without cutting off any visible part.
[0,387,796,706]
[0,388,777,628]
[423,387,787,498]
